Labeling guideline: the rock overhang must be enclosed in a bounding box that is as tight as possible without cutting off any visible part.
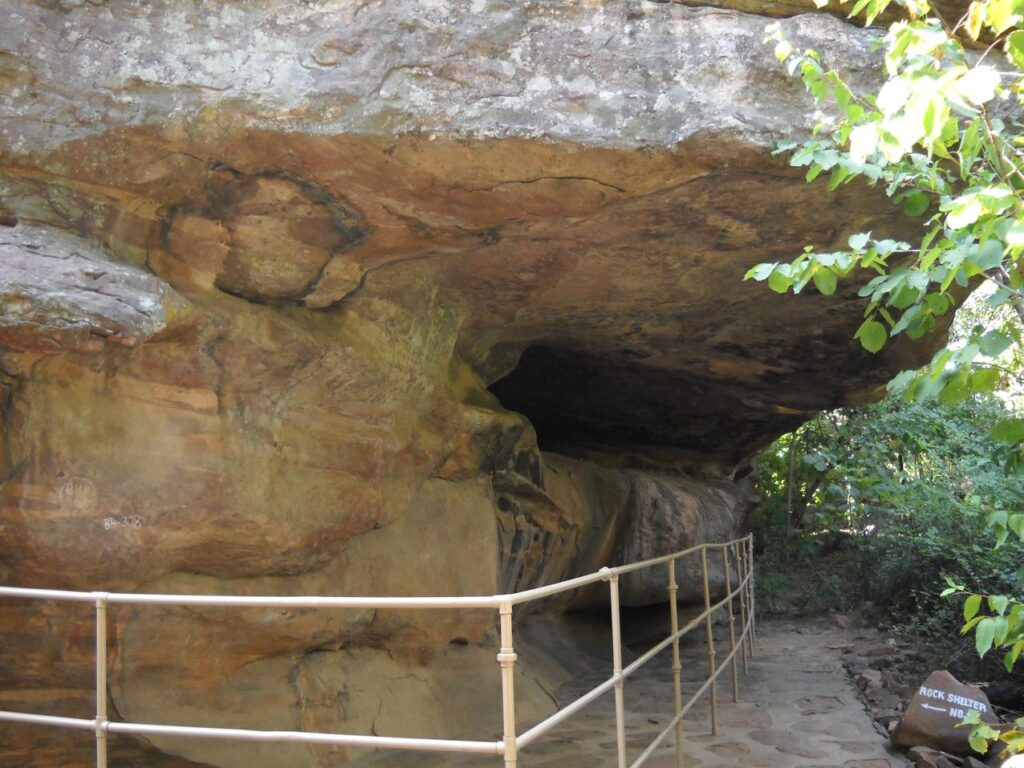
[2,3,882,153]
[0,0,946,465]
[0,3,965,765]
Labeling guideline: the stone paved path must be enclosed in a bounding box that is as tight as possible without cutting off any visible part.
[516,617,911,768]
[362,617,911,768]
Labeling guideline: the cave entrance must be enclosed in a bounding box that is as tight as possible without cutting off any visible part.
[486,344,756,458]
[487,342,816,465]
[488,344,692,453]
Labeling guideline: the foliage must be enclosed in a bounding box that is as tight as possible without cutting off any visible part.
[754,566,797,614]
[754,545,851,615]
[756,387,1023,539]
[753,0,1024,452]
[949,585,1024,670]
[747,0,1024,752]
[754,392,1023,655]
[965,707,1024,755]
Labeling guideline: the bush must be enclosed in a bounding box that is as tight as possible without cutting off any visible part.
[753,391,1024,674]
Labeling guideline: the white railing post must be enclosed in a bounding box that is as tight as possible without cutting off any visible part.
[699,548,718,736]
[608,572,627,768]
[95,593,108,768]
[497,601,517,768]
[0,537,759,767]
[668,559,684,767]
[733,542,750,675]
[722,547,739,704]
[747,536,757,655]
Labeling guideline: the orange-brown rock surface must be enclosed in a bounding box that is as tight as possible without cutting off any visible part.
[0,2,947,766]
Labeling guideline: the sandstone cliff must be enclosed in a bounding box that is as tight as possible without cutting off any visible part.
[0,2,941,766]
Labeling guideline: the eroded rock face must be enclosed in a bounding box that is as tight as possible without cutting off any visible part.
[0,2,948,766]
[0,224,188,353]
[165,165,368,304]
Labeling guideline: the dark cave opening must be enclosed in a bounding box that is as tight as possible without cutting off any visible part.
[486,345,798,460]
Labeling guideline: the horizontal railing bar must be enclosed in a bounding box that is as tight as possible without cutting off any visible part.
[0,535,754,764]
[0,535,753,611]
[0,586,100,603]
[0,587,503,610]
[630,710,677,768]
[607,535,751,577]
[623,631,679,679]
[517,673,620,748]
[0,710,97,731]
[505,570,611,606]
[622,576,749,673]
[103,722,504,754]
[710,616,751,678]
[631,614,755,768]
[517,568,754,751]
[677,619,753,719]
[108,594,501,609]
[608,545,706,576]
[0,710,505,755]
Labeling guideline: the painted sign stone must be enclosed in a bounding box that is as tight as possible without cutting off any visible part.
[892,670,1000,756]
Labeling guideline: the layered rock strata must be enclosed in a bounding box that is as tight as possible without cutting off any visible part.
[0,2,944,766]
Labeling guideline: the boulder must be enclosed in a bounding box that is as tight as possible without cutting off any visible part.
[893,671,1001,756]
[907,746,962,768]
[0,1,954,766]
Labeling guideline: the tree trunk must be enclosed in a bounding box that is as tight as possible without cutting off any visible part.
[786,433,797,542]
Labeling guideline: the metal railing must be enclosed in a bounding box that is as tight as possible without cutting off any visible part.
[0,533,755,768]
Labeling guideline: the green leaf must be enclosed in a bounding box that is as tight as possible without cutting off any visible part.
[959,120,983,179]
[745,263,778,281]
[1009,514,1024,541]
[956,66,1000,107]
[965,594,982,621]
[979,330,1012,357]
[969,728,990,755]
[967,1,985,40]
[971,367,1000,393]
[855,319,888,353]
[994,616,1010,645]
[768,270,794,294]
[925,293,950,315]
[1007,219,1024,248]
[828,164,852,191]
[945,196,985,229]
[963,615,986,634]
[976,617,996,657]
[940,370,971,405]
[987,0,1023,33]
[1006,29,1024,70]
[991,595,1010,616]
[966,240,1004,273]
[813,268,838,295]
[993,418,1024,444]
[848,232,871,250]
[1006,639,1024,672]
[902,192,930,217]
